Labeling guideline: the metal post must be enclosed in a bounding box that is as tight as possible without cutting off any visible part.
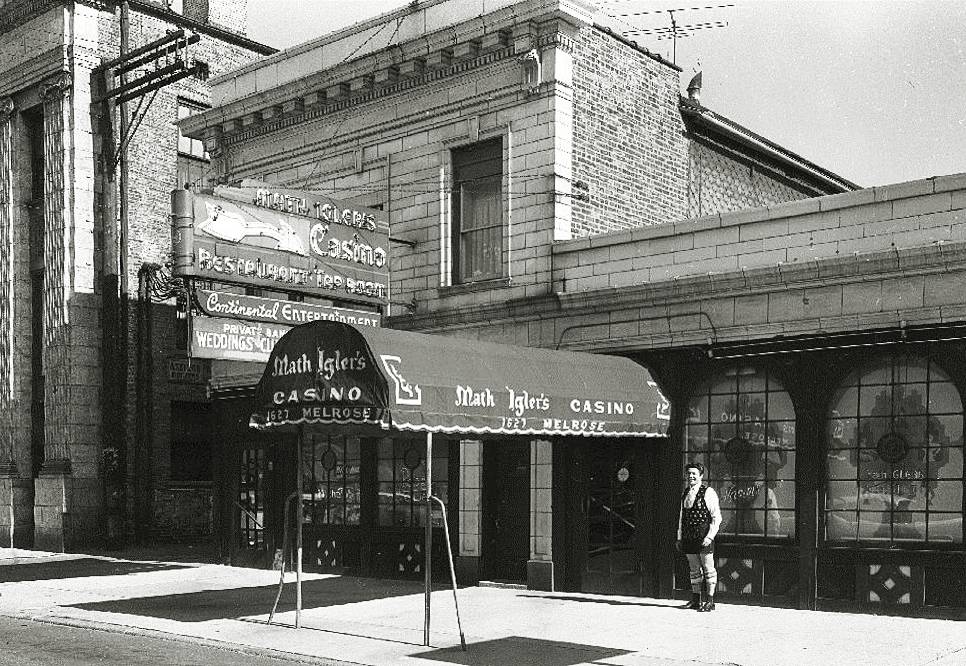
[431,495,466,651]
[423,432,433,646]
[296,429,303,629]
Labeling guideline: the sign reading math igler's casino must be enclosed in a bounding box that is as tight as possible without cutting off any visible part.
[171,184,390,306]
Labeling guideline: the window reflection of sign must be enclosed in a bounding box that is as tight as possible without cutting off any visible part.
[727,482,762,506]
[316,486,362,503]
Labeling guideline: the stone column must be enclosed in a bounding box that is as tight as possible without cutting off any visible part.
[34,73,74,552]
[0,96,17,548]
[455,439,482,584]
[528,438,554,590]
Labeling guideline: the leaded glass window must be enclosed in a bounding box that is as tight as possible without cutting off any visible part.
[825,356,964,544]
[377,438,448,527]
[684,366,796,539]
[301,435,362,525]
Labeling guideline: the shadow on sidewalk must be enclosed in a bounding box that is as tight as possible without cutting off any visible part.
[0,558,191,583]
[68,575,424,622]
[411,636,633,666]
[516,593,676,609]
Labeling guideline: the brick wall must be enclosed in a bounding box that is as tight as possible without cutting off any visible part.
[100,7,262,539]
[570,27,688,236]
[687,141,814,218]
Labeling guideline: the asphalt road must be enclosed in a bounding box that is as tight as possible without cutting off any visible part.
[0,615,341,666]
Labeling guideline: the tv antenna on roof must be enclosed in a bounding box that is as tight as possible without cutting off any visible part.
[611,3,734,65]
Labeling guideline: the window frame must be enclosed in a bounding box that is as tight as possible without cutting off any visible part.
[683,365,798,542]
[450,137,504,285]
[301,434,363,526]
[823,355,965,547]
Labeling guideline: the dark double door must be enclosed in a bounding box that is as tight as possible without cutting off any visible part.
[568,439,659,596]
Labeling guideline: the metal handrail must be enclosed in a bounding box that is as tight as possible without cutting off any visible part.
[430,495,466,651]
[234,500,263,529]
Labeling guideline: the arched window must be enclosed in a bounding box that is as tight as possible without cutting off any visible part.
[685,366,796,539]
[826,356,964,544]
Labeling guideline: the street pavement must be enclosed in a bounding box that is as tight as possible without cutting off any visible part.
[1,548,964,666]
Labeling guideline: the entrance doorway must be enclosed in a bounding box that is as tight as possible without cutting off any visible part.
[582,441,650,595]
[481,440,530,582]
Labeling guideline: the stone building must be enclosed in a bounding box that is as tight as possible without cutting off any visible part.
[0,0,273,551]
[175,0,966,618]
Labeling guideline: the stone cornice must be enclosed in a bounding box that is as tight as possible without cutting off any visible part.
[218,45,518,148]
[0,0,62,34]
[183,2,593,144]
[0,45,70,99]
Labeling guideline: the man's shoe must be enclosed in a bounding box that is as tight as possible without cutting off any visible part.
[681,596,701,610]
[698,599,715,612]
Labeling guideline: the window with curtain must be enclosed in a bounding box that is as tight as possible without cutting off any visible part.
[301,435,362,525]
[684,366,797,538]
[826,356,964,544]
[452,138,503,284]
[377,438,449,527]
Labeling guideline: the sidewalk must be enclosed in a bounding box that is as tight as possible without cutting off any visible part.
[1,548,963,666]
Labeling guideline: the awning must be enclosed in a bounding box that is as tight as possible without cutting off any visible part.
[250,321,669,437]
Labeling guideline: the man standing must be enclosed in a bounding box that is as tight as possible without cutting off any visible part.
[676,462,721,611]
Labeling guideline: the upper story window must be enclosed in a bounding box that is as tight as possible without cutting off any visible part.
[177,99,208,160]
[451,138,503,284]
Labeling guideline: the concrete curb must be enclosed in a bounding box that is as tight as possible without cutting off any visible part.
[0,609,363,666]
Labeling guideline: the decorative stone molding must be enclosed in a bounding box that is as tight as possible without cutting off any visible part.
[219,45,517,148]
[537,31,576,54]
[40,72,73,102]
[0,95,13,408]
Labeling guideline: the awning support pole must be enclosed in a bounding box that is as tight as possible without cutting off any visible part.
[296,428,304,629]
[423,431,433,646]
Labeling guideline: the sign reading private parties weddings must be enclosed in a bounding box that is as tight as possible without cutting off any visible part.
[171,183,390,306]
[190,290,380,363]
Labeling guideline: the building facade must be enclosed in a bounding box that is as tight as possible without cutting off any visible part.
[173,0,966,617]
[0,0,273,551]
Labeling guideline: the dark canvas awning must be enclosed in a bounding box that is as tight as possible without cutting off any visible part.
[250,321,669,437]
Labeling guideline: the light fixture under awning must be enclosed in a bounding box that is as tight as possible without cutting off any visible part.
[250,321,669,438]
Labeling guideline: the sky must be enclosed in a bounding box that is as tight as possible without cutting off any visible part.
[246,0,966,189]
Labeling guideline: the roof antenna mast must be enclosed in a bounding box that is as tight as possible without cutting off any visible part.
[614,3,735,65]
